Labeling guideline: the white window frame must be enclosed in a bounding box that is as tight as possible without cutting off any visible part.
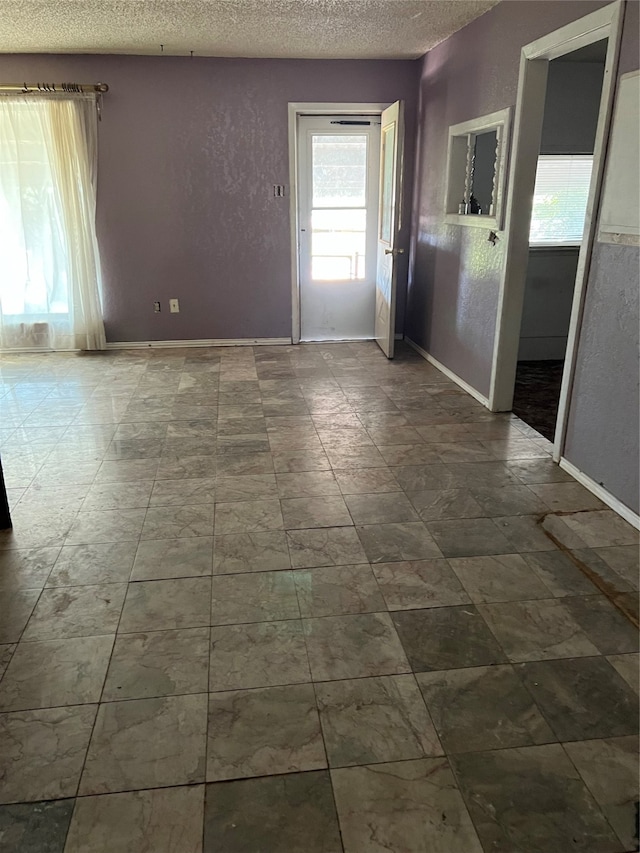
[444,108,512,230]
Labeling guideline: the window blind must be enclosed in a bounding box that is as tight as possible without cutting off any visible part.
[529,155,593,245]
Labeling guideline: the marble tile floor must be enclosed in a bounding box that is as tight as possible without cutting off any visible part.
[0,341,638,853]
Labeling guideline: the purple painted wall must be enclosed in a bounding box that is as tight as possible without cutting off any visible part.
[406,0,609,397]
[0,54,419,342]
[564,0,640,514]
[408,0,639,514]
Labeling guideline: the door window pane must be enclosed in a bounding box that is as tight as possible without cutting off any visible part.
[379,122,396,243]
[311,208,366,280]
[312,135,367,208]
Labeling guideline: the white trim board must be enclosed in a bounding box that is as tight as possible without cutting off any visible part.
[598,232,640,247]
[559,458,640,530]
[405,337,489,407]
[106,338,292,350]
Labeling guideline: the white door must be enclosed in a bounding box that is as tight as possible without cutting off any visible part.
[297,116,381,341]
[375,100,405,359]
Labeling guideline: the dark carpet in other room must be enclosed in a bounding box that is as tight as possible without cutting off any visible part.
[512,360,564,442]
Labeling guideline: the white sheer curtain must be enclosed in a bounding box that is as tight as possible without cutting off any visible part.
[0,95,106,350]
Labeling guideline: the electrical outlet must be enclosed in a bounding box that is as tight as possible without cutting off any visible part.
[273,185,286,197]
[153,301,161,313]
[169,298,180,313]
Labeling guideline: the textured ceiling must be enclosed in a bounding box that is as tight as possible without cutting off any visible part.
[0,1,499,59]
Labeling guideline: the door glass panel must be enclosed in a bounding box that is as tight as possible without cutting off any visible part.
[312,135,367,207]
[379,122,396,244]
[310,133,368,281]
[311,208,366,281]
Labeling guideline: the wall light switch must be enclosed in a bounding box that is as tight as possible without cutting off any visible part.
[153,301,161,312]
[169,299,180,313]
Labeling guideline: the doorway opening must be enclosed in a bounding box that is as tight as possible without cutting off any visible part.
[297,114,381,342]
[512,39,607,441]
[489,0,624,460]
[288,101,405,358]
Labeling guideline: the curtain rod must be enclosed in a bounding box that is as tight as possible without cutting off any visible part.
[0,82,108,94]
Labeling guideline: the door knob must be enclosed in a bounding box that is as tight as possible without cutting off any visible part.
[384,248,405,255]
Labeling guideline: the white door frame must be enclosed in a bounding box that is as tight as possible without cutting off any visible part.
[488,1,624,464]
[288,102,390,344]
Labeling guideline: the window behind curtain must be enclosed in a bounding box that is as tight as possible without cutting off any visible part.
[0,96,106,351]
[529,155,593,246]
[0,103,69,317]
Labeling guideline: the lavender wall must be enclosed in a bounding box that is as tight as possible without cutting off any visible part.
[564,0,640,514]
[406,0,608,397]
[0,54,419,342]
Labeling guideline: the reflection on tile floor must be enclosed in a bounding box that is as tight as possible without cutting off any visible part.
[0,341,637,853]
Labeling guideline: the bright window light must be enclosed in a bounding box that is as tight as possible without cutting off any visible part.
[529,155,593,246]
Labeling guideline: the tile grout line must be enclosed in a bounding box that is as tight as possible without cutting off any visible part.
[68,518,145,817]
[202,492,214,841]
[557,739,632,851]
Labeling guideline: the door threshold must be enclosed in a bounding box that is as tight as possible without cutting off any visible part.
[299,338,375,344]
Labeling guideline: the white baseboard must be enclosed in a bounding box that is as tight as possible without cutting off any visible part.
[559,458,640,530]
[405,337,489,408]
[106,337,292,350]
